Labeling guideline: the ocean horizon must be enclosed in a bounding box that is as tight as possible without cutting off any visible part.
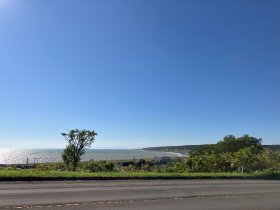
[0,148,182,165]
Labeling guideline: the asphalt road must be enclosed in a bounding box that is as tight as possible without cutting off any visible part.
[0,179,280,209]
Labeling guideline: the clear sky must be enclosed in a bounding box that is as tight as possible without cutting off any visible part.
[0,0,279,149]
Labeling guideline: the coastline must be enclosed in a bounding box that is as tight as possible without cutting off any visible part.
[0,149,182,165]
[164,151,188,157]
[142,149,187,158]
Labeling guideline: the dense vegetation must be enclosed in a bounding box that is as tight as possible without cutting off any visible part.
[1,134,280,180]
[143,145,210,155]
[186,135,280,173]
[144,142,280,155]
[20,135,279,174]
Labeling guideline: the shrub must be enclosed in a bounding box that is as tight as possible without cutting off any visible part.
[84,160,116,172]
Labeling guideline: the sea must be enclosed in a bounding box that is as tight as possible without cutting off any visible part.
[0,149,182,165]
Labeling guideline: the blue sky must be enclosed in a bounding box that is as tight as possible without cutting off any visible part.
[0,0,279,149]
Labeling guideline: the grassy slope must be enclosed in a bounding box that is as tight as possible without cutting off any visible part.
[0,169,279,181]
[144,144,280,154]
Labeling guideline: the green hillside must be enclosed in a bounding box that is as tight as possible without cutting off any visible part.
[144,144,280,155]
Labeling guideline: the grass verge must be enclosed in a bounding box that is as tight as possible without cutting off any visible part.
[0,169,280,181]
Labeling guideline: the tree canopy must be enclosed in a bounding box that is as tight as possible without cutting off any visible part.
[187,134,280,173]
[216,134,263,153]
[61,129,97,171]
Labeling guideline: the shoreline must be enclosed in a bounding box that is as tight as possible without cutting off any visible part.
[0,154,182,168]
[0,149,182,165]
[164,151,188,157]
[143,149,187,158]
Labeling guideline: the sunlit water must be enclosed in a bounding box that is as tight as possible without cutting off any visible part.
[0,149,182,164]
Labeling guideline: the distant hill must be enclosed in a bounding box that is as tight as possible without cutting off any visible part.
[143,145,210,155]
[263,145,280,151]
[144,144,280,154]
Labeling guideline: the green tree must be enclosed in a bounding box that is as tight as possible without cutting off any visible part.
[233,146,259,173]
[188,134,264,173]
[216,134,263,153]
[61,129,97,171]
[257,150,280,170]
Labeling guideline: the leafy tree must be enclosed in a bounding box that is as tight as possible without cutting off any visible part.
[187,134,265,173]
[162,159,188,173]
[216,135,238,153]
[236,134,263,153]
[61,129,97,171]
[190,144,217,156]
[216,134,263,153]
[232,146,259,173]
[257,150,280,170]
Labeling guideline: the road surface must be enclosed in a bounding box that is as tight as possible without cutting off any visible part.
[0,179,280,209]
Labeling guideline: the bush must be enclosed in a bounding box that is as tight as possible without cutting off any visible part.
[83,160,116,172]
[161,159,188,173]
[36,162,66,171]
